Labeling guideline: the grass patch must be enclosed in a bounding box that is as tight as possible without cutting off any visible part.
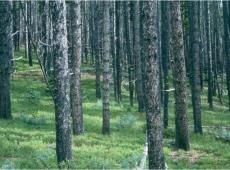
[0,50,229,168]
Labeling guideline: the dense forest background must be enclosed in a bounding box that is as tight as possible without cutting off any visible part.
[0,0,230,169]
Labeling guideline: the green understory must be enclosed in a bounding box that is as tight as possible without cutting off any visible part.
[0,50,230,169]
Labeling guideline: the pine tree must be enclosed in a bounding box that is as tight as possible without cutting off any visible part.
[143,1,165,168]
[51,0,72,164]
[0,1,13,119]
[102,1,111,135]
[170,1,190,150]
[161,1,170,128]
[69,0,84,135]
[189,1,202,134]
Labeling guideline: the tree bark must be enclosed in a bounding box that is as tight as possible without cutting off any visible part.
[133,1,145,112]
[115,1,122,103]
[82,1,88,64]
[143,1,165,169]
[170,1,190,151]
[161,1,170,129]
[51,0,72,164]
[189,2,203,134]
[0,1,13,119]
[102,1,111,135]
[223,2,230,111]
[39,0,49,75]
[205,1,213,109]
[94,1,101,100]
[110,2,117,102]
[123,1,134,107]
[13,2,20,51]
[27,1,33,66]
[70,0,84,135]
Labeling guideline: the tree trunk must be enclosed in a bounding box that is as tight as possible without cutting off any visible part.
[94,1,101,100]
[133,1,145,112]
[170,1,190,151]
[205,1,213,109]
[161,1,170,128]
[102,1,111,135]
[39,0,49,75]
[51,0,72,164]
[0,1,13,119]
[110,2,116,101]
[27,1,33,66]
[82,1,88,64]
[70,0,84,135]
[140,1,147,111]
[223,2,230,111]
[13,2,20,51]
[24,2,28,59]
[189,2,203,134]
[143,1,165,169]
[115,1,122,103]
[123,1,134,107]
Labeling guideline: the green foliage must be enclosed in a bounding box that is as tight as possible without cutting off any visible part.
[1,160,16,170]
[1,51,230,169]
[116,113,137,129]
[215,127,230,142]
[87,157,112,169]
[19,112,47,126]
[33,149,55,168]
[23,88,40,104]
[120,153,142,169]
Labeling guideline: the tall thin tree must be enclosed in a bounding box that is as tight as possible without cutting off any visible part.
[51,0,72,164]
[115,1,122,103]
[161,1,170,128]
[143,1,165,168]
[123,1,134,107]
[189,1,203,134]
[205,1,213,109]
[102,1,111,135]
[70,0,84,135]
[0,1,13,119]
[133,1,145,112]
[223,1,230,111]
[170,1,190,150]
[94,1,101,100]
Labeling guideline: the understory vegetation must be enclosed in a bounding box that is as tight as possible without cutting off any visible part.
[1,51,230,169]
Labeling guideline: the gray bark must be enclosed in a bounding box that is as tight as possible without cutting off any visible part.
[51,0,72,164]
[70,0,84,135]
[39,0,49,75]
[161,1,170,128]
[189,2,203,134]
[143,1,165,169]
[205,1,213,109]
[94,1,101,100]
[102,1,111,135]
[170,1,190,151]
[27,1,32,66]
[223,2,230,111]
[123,1,134,107]
[115,1,122,103]
[133,1,145,112]
[0,1,13,119]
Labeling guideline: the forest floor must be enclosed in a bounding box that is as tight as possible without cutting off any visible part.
[0,50,230,169]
